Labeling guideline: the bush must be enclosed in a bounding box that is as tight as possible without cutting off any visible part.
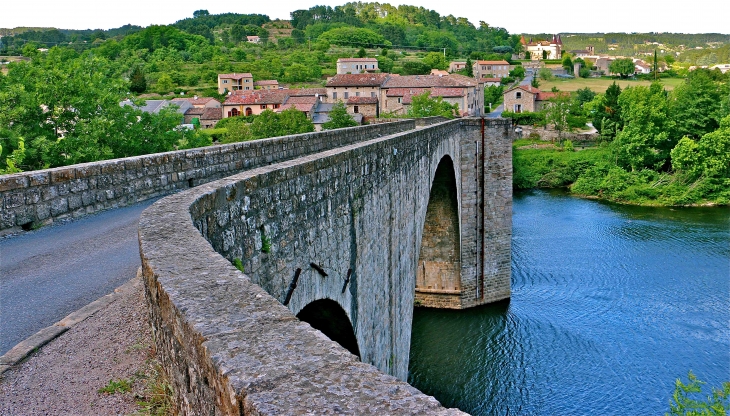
[502,111,546,126]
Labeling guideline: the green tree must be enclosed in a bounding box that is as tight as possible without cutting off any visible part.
[538,67,553,81]
[667,371,730,416]
[509,65,525,79]
[193,10,209,18]
[249,109,314,139]
[592,82,623,141]
[531,77,540,88]
[575,87,596,107]
[672,114,730,179]
[323,101,358,130]
[613,83,675,171]
[562,55,574,74]
[465,57,473,77]
[407,91,458,119]
[609,58,636,78]
[545,93,571,141]
[670,70,729,140]
[156,73,174,93]
[357,47,367,58]
[423,52,447,70]
[129,65,146,93]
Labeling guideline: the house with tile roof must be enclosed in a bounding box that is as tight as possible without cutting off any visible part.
[473,60,512,79]
[222,88,328,118]
[173,96,221,109]
[503,85,563,113]
[336,58,379,74]
[218,73,254,94]
[254,80,279,90]
[380,73,484,116]
[448,61,468,73]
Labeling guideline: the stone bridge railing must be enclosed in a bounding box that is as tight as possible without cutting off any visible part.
[0,119,445,236]
[138,120,479,415]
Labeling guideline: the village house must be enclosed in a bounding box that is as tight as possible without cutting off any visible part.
[247,35,260,44]
[430,69,449,76]
[254,80,279,90]
[521,35,563,60]
[448,61,467,73]
[503,85,560,113]
[325,73,388,103]
[346,96,379,118]
[336,58,379,74]
[473,60,511,79]
[710,64,730,73]
[218,73,254,94]
[311,102,364,131]
[222,88,327,118]
[481,77,501,87]
[173,96,221,109]
[633,59,652,74]
[568,46,595,58]
[380,73,484,117]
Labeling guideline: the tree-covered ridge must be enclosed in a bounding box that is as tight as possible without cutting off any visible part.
[291,2,519,55]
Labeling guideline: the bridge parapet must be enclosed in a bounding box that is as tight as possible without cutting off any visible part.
[0,120,421,236]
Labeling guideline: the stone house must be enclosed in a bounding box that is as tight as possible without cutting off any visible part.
[222,88,327,118]
[336,58,379,74]
[481,77,501,87]
[346,96,379,118]
[448,61,467,73]
[218,73,254,94]
[254,80,279,90]
[174,96,221,109]
[325,73,388,103]
[473,60,511,79]
[503,85,559,113]
[380,73,484,117]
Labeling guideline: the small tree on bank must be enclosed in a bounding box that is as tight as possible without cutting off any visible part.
[323,101,358,130]
[407,91,459,119]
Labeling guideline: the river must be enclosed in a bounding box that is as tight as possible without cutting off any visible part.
[408,189,730,415]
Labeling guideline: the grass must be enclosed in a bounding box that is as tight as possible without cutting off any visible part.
[537,77,684,93]
[99,378,133,394]
[134,359,174,416]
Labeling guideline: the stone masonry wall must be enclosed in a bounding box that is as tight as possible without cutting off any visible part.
[138,120,488,415]
[0,120,417,236]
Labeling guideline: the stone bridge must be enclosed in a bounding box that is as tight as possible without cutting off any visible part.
[1,118,512,414]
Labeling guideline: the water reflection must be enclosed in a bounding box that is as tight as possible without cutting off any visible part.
[408,190,730,416]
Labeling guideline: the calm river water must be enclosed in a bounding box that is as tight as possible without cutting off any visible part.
[408,189,730,415]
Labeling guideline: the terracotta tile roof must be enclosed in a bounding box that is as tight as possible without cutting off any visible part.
[218,73,253,80]
[431,87,464,98]
[254,80,279,86]
[284,96,318,105]
[337,58,378,62]
[326,73,390,87]
[346,96,379,104]
[506,85,541,95]
[184,107,206,115]
[201,107,222,120]
[173,96,219,106]
[382,74,476,88]
[287,88,327,97]
[475,60,510,65]
[224,90,288,105]
[536,91,568,101]
[279,103,315,112]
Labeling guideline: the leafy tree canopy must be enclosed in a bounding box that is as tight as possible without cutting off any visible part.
[323,101,358,130]
[407,91,458,118]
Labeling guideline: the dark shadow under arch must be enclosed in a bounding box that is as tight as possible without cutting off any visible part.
[296,299,361,358]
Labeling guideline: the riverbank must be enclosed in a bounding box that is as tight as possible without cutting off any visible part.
[513,139,730,207]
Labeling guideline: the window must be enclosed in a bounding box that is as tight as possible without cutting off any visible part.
[245,107,253,116]
[230,108,239,117]
[397,97,402,103]
[344,92,349,99]
[354,105,359,113]
[371,92,376,97]
[332,92,337,100]
[273,104,280,109]
[223,80,229,84]
[245,79,250,83]
[356,92,360,97]
[260,105,267,109]
[516,92,522,99]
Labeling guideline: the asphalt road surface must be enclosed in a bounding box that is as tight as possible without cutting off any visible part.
[0,198,158,355]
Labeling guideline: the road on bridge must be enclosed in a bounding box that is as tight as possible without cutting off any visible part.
[0,199,157,355]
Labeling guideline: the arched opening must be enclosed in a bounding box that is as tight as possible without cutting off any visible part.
[296,299,360,358]
[229,108,239,117]
[245,107,253,116]
[415,156,462,308]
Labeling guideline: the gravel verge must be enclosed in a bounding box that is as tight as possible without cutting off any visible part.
[0,275,155,415]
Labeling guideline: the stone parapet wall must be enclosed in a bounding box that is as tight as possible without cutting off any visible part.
[138,120,478,415]
[0,120,416,236]
[518,125,599,144]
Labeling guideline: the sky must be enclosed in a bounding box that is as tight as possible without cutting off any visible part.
[1,0,728,35]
